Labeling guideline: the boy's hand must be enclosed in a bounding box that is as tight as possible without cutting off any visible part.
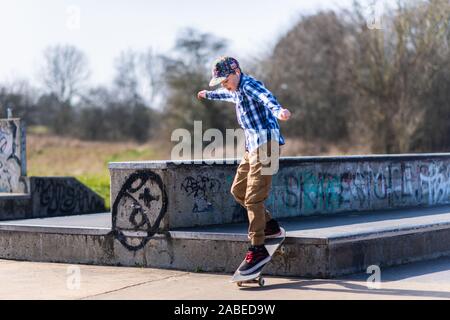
[197,90,207,100]
[278,108,291,121]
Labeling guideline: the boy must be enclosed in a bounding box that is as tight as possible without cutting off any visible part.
[197,56,291,275]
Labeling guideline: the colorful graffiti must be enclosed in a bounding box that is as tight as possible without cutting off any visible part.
[266,161,450,216]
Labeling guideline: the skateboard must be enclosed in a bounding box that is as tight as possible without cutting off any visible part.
[231,227,286,287]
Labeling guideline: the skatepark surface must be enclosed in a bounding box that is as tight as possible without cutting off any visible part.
[0,256,450,299]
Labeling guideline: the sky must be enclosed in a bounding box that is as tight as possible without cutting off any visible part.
[0,0,368,87]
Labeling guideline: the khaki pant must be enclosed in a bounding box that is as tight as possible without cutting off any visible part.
[230,141,280,246]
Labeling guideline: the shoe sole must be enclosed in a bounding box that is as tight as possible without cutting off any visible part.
[238,256,271,275]
[265,230,283,239]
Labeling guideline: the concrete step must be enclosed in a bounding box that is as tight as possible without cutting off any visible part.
[172,205,450,242]
[0,193,31,200]
[0,212,111,228]
[1,207,450,278]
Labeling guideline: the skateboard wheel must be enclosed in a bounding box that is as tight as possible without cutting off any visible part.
[258,277,265,287]
[237,282,243,287]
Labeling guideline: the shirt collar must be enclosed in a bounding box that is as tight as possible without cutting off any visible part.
[237,73,246,91]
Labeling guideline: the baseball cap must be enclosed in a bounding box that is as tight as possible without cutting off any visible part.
[209,56,240,87]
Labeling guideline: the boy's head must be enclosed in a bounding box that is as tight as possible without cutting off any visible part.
[209,56,241,91]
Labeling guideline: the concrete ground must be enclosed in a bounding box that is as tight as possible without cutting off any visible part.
[1,256,450,300]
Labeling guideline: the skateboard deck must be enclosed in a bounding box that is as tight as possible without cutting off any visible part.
[231,227,286,287]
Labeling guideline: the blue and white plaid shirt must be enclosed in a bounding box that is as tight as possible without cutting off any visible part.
[205,73,285,153]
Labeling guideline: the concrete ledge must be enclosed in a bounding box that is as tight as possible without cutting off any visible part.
[2,207,450,277]
[109,153,450,234]
[0,224,110,235]
[109,153,450,169]
[0,193,31,200]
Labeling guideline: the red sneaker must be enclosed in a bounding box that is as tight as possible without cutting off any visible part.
[238,245,271,275]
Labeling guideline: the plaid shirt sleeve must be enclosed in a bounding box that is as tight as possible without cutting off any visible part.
[205,88,236,103]
[243,81,283,118]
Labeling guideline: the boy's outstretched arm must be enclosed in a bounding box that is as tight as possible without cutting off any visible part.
[243,81,291,121]
[197,88,235,103]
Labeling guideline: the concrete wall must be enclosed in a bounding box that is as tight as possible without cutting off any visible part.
[0,177,106,220]
[30,177,106,217]
[109,154,450,232]
[0,118,27,193]
[2,224,450,278]
[0,194,32,220]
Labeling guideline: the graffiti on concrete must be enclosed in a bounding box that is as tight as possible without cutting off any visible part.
[0,120,26,193]
[180,175,221,213]
[112,170,168,251]
[32,178,105,215]
[266,161,450,216]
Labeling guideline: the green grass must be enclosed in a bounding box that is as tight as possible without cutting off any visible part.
[27,134,169,212]
[75,174,111,210]
[106,148,157,164]
[28,125,50,135]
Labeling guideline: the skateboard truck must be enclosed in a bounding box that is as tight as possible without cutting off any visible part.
[236,277,265,287]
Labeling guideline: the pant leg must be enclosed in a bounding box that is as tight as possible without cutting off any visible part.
[230,151,250,208]
[245,141,277,246]
[263,143,283,222]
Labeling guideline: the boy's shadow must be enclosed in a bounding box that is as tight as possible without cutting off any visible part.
[237,257,450,299]
[237,278,450,299]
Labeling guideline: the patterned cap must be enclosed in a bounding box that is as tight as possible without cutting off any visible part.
[209,56,240,87]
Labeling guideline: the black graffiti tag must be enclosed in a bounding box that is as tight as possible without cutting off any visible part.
[180,175,221,213]
[180,176,221,198]
[0,136,8,153]
[34,178,104,214]
[112,170,168,251]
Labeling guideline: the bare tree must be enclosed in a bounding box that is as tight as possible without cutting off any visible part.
[40,44,91,104]
[160,28,235,140]
[346,0,450,153]
[140,48,164,108]
[113,49,142,105]
[267,11,353,143]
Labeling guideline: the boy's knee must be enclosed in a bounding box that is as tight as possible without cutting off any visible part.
[230,185,237,198]
[231,185,244,203]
